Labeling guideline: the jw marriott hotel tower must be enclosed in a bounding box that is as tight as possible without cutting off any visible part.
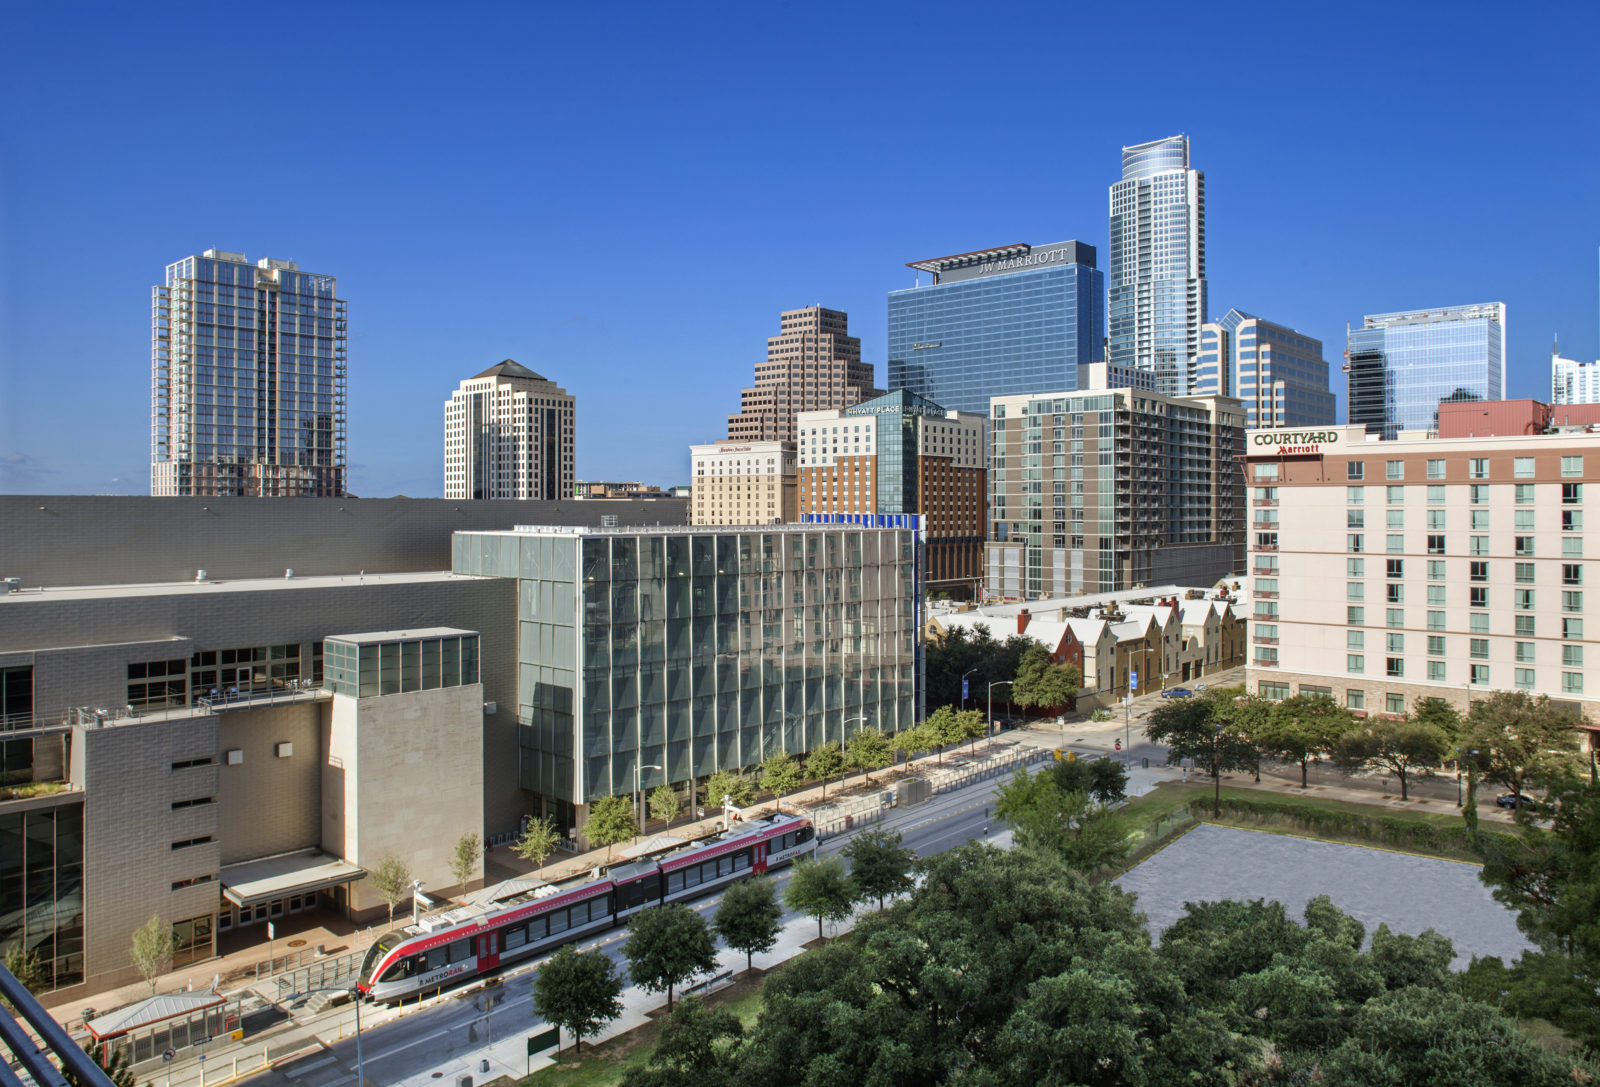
[151,249,348,497]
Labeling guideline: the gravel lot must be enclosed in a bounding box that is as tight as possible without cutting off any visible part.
[1115,822,1534,967]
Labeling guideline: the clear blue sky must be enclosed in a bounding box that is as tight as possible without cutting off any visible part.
[3,2,1597,497]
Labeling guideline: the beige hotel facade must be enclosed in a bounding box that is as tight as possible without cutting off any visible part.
[689,439,797,526]
[1244,423,1600,730]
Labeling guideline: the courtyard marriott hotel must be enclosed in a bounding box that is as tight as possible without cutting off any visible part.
[453,523,920,822]
[1244,416,1600,729]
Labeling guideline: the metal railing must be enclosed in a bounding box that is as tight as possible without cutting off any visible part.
[265,948,363,994]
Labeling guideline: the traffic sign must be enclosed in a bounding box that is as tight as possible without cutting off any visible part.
[162,1050,175,1063]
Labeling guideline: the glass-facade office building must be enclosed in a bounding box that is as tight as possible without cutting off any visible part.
[887,241,1104,416]
[1197,309,1335,428]
[453,525,920,815]
[1347,303,1506,440]
[1109,136,1207,396]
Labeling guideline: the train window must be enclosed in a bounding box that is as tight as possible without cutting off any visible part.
[549,908,569,934]
[667,870,685,893]
[797,826,813,843]
[426,945,448,972]
[529,914,546,941]
[504,925,527,951]
[732,852,749,871]
[717,856,732,877]
[684,866,702,888]
[448,938,471,963]
[640,874,662,902]
[379,957,412,983]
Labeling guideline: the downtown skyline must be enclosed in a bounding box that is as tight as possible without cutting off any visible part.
[2,3,1598,498]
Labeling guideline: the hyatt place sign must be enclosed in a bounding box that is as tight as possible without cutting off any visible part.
[1251,430,1341,455]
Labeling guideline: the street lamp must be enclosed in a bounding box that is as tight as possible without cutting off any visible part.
[1456,747,1479,807]
[634,763,664,840]
[287,987,363,1087]
[987,680,1013,748]
[960,667,980,712]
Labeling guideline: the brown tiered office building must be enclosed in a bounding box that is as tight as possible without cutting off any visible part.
[798,390,987,597]
[727,306,879,443]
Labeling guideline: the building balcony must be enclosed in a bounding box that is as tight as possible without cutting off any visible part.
[1255,589,1277,599]
[1253,658,1280,668]
[1252,565,1278,576]
[1256,543,1278,552]
[1253,634,1278,644]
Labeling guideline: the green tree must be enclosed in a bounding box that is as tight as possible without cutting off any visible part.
[513,815,563,875]
[784,854,855,941]
[1465,690,1583,802]
[585,794,638,861]
[1047,755,1129,803]
[618,995,744,1087]
[1257,693,1355,788]
[844,727,893,784]
[992,765,1127,871]
[1297,986,1594,1086]
[449,831,483,892]
[1011,643,1082,714]
[714,875,782,973]
[129,914,174,995]
[956,707,987,749]
[891,722,935,762]
[804,741,844,799]
[531,944,624,1055]
[1,944,45,1012]
[65,1041,135,1087]
[1479,772,1600,1046]
[758,754,802,812]
[367,855,413,925]
[922,705,965,764]
[1146,687,1259,803]
[1410,695,1463,738]
[701,769,756,812]
[842,828,915,910]
[1335,716,1452,800]
[623,902,719,1007]
[648,783,681,827]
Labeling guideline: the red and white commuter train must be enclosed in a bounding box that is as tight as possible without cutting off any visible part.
[356,811,815,1001]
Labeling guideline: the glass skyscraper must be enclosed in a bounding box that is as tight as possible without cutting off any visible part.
[453,524,919,818]
[1346,303,1506,440]
[886,241,1104,416]
[1197,310,1336,428]
[1108,135,1207,396]
[152,249,348,497]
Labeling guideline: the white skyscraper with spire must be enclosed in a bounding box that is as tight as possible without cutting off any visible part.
[1108,135,1207,395]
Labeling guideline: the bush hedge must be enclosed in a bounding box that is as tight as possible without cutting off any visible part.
[1190,795,1517,859]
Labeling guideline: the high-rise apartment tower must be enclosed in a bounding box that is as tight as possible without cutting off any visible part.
[152,250,347,497]
[727,306,877,443]
[1108,136,1207,395]
[444,361,576,500]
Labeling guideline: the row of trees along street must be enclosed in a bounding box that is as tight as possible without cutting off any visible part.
[529,829,916,1056]
[1145,686,1586,817]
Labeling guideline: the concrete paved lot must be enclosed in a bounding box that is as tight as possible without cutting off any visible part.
[1116,823,1533,967]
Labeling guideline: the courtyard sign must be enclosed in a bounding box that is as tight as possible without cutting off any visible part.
[1251,430,1341,455]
